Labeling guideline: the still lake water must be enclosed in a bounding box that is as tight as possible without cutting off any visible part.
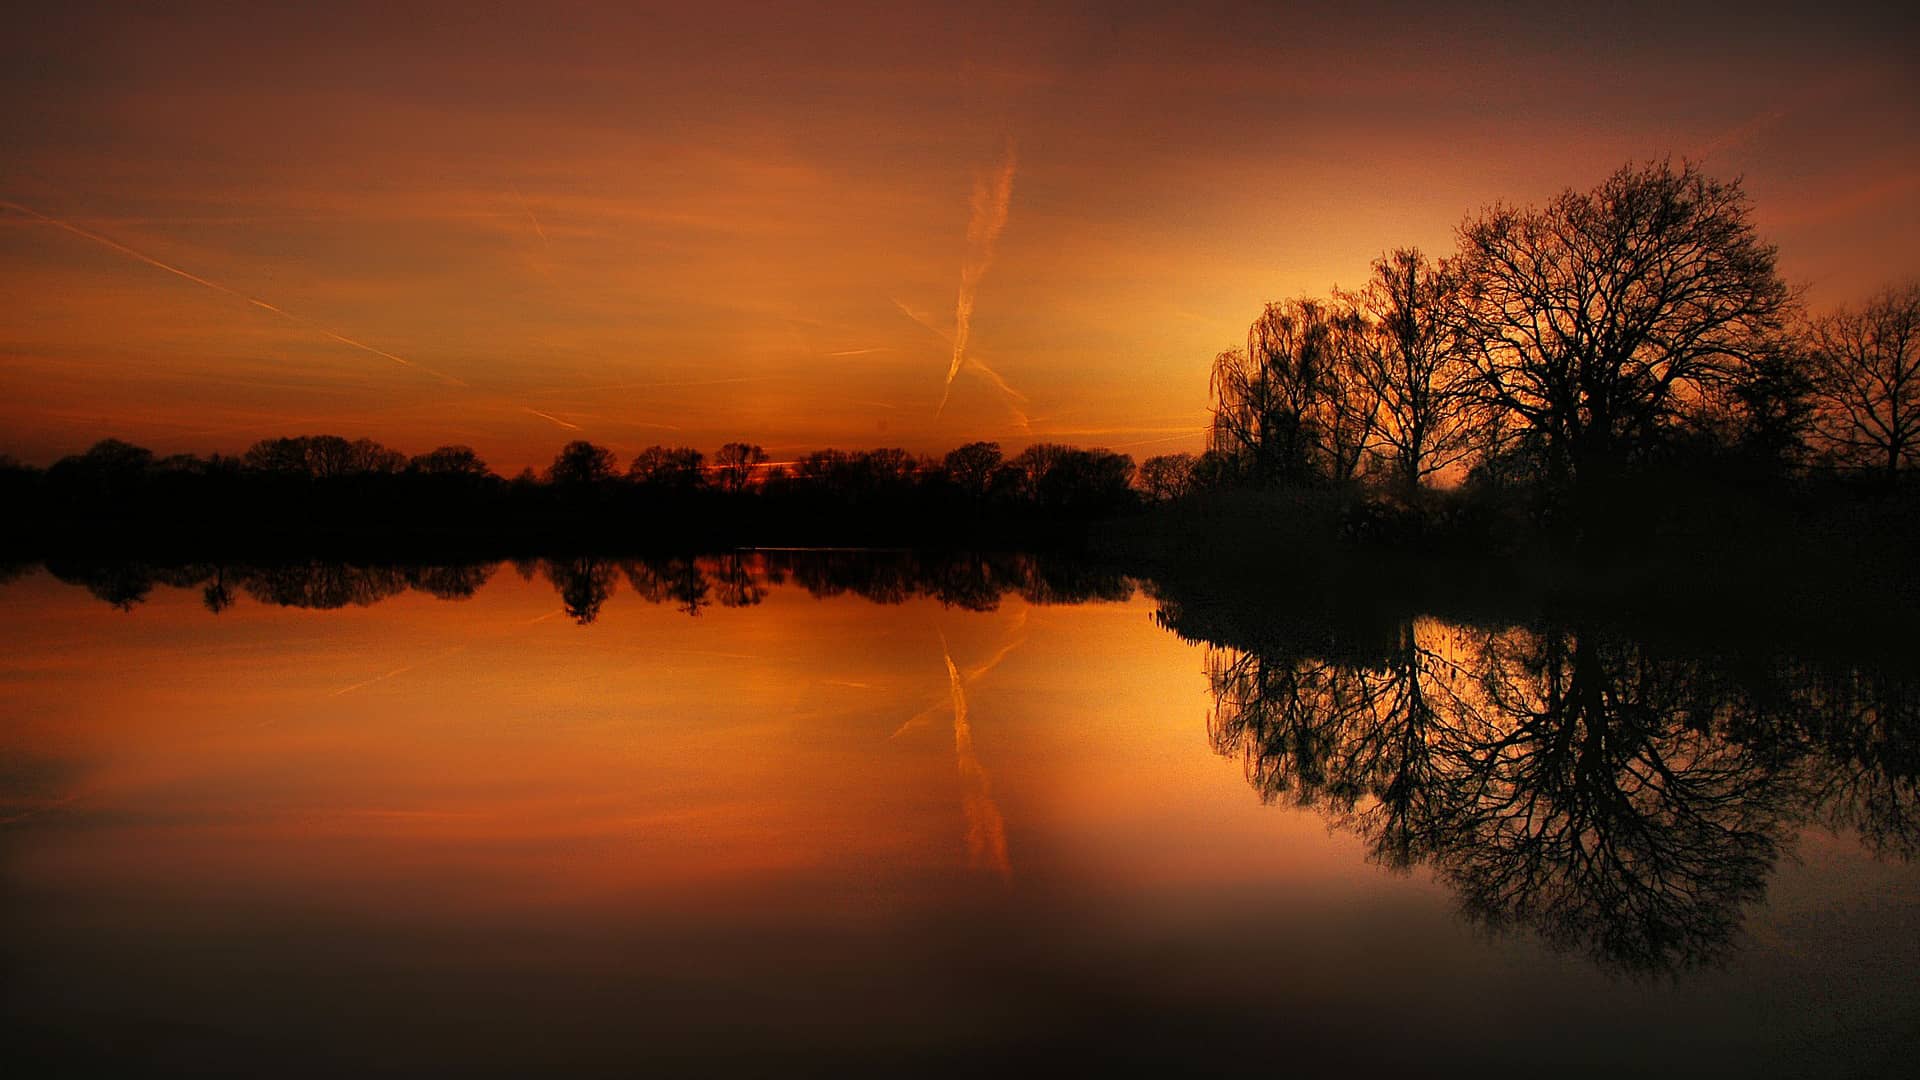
[3,554,1916,1076]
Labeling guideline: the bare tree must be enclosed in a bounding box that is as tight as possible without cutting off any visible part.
[1807,283,1920,482]
[629,445,706,491]
[1138,452,1197,502]
[713,441,768,493]
[1453,161,1790,491]
[1340,248,1478,492]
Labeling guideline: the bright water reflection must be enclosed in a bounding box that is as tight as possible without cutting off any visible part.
[2,554,1916,1076]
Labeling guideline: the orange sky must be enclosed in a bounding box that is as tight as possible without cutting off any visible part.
[2,3,1916,472]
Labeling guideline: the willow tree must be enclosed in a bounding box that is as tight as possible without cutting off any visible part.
[1209,297,1376,485]
[1453,161,1791,492]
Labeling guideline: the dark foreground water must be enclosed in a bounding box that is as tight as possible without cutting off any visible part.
[2,554,1916,1076]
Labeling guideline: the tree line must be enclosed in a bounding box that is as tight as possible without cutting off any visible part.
[0,432,1153,552]
[1189,160,1918,506]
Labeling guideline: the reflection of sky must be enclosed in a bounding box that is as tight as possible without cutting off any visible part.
[2,567,1917,1072]
[3,5,1917,470]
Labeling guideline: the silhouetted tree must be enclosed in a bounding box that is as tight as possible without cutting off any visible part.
[409,445,492,478]
[1807,282,1920,482]
[629,445,706,491]
[713,442,768,492]
[1454,161,1791,493]
[1138,453,1198,502]
[1341,248,1477,491]
[944,441,1003,500]
[545,440,619,487]
[1210,298,1376,484]
[1000,443,1137,512]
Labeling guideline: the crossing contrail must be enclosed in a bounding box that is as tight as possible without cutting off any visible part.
[891,295,1030,431]
[943,634,1010,877]
[1,198,469,387]
[940,142,1016,416]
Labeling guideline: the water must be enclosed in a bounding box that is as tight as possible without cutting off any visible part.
[2,555,1915,1076]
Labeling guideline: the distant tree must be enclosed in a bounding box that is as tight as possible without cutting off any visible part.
[1807,283,1920,482]
[1453,161,1791,492]
[240,435,402,477]
[1138,452,1198,502]
[409,444,492,478]
[1002,443,1137,512]
[944,441,1003,500]
[46,439,156,501]
[348,437,406,474]
[628,445,706,491]
[74,438,155,474]
[1341,248,1478,492]
[546,440,619,487]
[713,442,768,492]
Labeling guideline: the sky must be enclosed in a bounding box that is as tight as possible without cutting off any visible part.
[2,2,1916,472]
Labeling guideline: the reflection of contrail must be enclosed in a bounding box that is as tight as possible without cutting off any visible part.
[1,198,469,387]
[893,609,1028,739]
[940,142,1016,416]
[330,646,467,697]
[943,634,1011,877]
[522,407,582,431]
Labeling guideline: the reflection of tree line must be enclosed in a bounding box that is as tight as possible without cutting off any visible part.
[1158,603,1918,974]
[40,552,1136,622]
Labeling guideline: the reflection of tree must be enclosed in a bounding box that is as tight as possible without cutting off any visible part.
[621,557,709,615]
[405,563,496,601]
[1798,667,1920,859]
[1197,617,1913,974]
[202,566,235,613]
[1440,630,1789,973]
[243,564,409,609]
[35,552,1140,623]
[544,557,618,624]
[709,554,766,608]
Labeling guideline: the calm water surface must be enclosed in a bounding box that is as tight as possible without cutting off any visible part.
[2,555,1916,1076]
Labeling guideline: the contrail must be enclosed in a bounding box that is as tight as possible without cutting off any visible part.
[943,634,1010,877]
[509,183,548,244]
[826,346,890,357]
[892,610,1028,740]
[1,198,468,387]
[521,407,583,431]
[892,295,1028,428]
[940,142,1017,416]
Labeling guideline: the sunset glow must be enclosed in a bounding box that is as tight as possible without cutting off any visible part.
[4,4,1915,470]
